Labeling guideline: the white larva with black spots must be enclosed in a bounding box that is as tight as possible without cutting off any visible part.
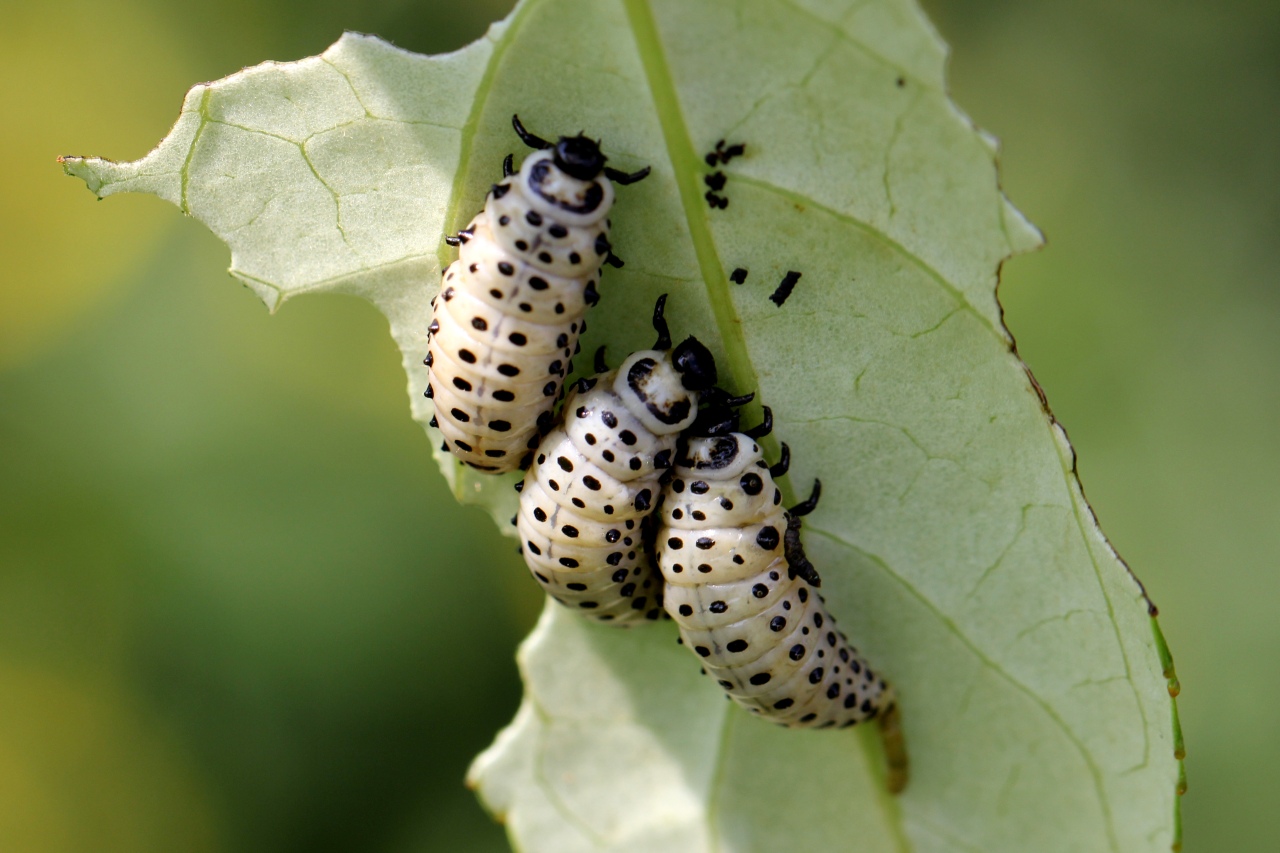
[516,297,719,625]
[425,116,649,473]
[657,413,896,730]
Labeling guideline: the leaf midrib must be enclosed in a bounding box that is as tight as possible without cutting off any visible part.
[620,0,906,847]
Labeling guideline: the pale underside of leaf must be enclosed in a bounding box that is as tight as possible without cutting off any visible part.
[61,0,1182,851]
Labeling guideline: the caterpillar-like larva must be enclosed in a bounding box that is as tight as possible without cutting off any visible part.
[515,296,718,625]
[425,115,650,473]
[658,404,906,786]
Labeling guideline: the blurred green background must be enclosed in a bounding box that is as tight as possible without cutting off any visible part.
[1,0,1274,849]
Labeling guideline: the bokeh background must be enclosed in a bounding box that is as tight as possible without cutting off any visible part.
[1,0,1275,849]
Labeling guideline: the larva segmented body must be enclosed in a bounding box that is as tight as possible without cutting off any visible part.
[657,409,895,730]
[425,116,649,472]
[516,297,718,625]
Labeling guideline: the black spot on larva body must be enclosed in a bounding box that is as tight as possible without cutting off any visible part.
[559,557,579,568]
[519,302,532,312]
[691,481,709,495]
[542,382,557,397]
[691,510,706,521]
[454,440,472,451]
[827,683,841,699]
[800,713,817,723]
[494,390,515,402]
[752,584,769,598]
[789,644,805,661]
[471,317,488,331]
[773,697,794,710]
[697,563,712,573]
[549,224,568,238]
[844,694,859,709]
[667,537,684,550]
[561,525,579,538]
[612,568,629,583]
[635,489,653,511]
[548,479,559,491]
[749,672,772,686]
[526,541,541,555]
[740,473,763,495]
[727,639,749,653]
[498,363,520,376]
[525,211,542,226]
[490,288,503,299]
[606,552,623,566]
[709,601,727,614]
[450,408,470,422]
[602,450,615,462]
[515,240,528,251]
[452,377,472,392]
[809,668,824,684]
[534,571,548,583]
[490,420,512,432]
[602,411,618,428]
[567,582,587,591]
[605,529,620,543]
[619,430,637,445]
[678,604,693,616]
[629,457,642,471]
[509,332,527,346]
[557,456,573,472]
[769,571,779,581]
[604,505,614,515]
[579,601,599,609]
[620,583,636,597]
[499,215,510,225]
[756,526,780,549]
[671,508,684,520]
[770,616,787,632]
[696,538,715,550]
[695,646,711,657]
[798,587,809,603]
[533,507,547,522]
[582,476,601,491]
[814,612,824,628]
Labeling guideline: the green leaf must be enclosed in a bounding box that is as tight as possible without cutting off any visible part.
[61,0,1183,850]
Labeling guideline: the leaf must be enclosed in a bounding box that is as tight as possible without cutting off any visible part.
[61,0,1183,850]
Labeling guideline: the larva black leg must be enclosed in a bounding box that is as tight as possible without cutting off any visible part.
[444,234,461,247]
[605,251,624,268]
[594,345,609,374]
[744,405,773,439]
[783,513,822,587]
[511,114,551,149]
[789,478,821,517]
[457,227,474,244]
[605,165,652,185]
[769,442,791,479]
[651,294,672,350]
[502,153,514,177]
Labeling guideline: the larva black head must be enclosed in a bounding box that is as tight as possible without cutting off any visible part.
[672,337,717,391]
[554,134,608,181]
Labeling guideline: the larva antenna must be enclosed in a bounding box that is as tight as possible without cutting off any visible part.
[652,294,672,350]
[511,114,551,149]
